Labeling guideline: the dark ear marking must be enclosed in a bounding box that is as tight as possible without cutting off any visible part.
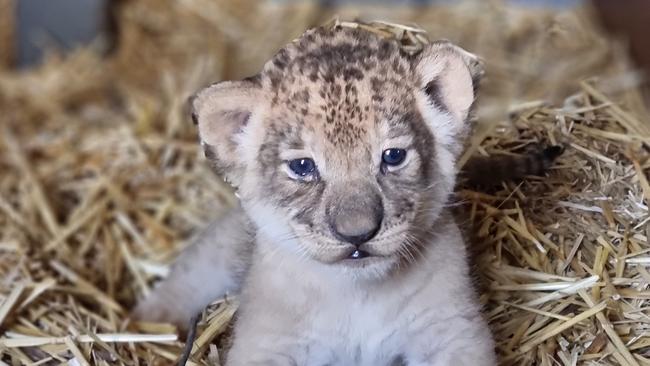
[471,71,482,95]
[423,78,448,113]
[414,42,478,124]
[188,95,199,125]
[242,74,262,86]
[203,144,216,160]
[222,110,252,134]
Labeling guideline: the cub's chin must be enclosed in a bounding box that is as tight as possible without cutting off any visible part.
[313,249,400,280]
[336,256,400,280]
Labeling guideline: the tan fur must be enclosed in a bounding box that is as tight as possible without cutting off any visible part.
[135,26,497,365]
[133,144,560,328]
[132,207,252,326]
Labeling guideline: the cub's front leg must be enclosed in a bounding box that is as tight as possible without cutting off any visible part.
[407,314,496,366]
[224,316,307,366]
[224,286,325,366]
[225,328,309,366]
[131,206,254,330]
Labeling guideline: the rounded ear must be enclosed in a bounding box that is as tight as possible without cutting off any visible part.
[190,79,262,186]
[414,41,483,126]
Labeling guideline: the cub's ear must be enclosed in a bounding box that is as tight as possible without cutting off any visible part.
[190,79,262,186]
[414,41,483,127]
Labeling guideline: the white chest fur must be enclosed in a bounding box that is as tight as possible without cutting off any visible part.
[226,220,495,366]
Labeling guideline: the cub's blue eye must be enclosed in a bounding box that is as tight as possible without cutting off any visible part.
[382,148,407,166]
[288,158,316,177]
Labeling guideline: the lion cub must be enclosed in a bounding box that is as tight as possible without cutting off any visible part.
[138,26,497,365]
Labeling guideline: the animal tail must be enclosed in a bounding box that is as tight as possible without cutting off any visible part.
[459,145,564,189]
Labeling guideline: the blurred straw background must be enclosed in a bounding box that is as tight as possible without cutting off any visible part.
[0,0,649,365]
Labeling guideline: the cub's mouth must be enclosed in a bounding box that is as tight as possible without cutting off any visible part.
[337,252,390,269]
[348,249,370,260]
[322,230,409,266]
[336,247,391,267]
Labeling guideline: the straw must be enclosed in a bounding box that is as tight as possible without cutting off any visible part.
[1,1,649,364]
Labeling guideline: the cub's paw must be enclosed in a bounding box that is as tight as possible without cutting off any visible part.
[130,292,194,333]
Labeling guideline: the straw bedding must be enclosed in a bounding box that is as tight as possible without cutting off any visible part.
[1,1,649,365]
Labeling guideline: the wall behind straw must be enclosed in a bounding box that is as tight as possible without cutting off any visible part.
[9,0,583,68]
[0,0,14,69]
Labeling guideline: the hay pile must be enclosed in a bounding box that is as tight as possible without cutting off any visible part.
[0,1,649,365]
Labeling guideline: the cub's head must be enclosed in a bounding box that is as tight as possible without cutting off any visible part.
[192,26,479,279]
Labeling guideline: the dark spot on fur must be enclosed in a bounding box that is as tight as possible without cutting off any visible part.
[332,84,341,99]
[377,41,393,60]
[299,89,310,103]
[392,58,406,75]
[370,77,382,93]
[269,75,281,89]
[343,67,364,81]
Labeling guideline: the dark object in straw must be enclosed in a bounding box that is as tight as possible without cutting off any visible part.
[178,313,201,366]
[460,145,565,189]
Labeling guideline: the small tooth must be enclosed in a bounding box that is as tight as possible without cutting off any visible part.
[351,250,360,259]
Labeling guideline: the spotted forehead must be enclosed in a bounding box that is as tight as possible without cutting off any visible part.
[258,26,419,148]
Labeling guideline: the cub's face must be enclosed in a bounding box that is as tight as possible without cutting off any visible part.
[192,27,478,279]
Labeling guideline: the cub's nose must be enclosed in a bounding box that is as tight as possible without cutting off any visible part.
[333,219,382,246]
[328,189,383,246]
